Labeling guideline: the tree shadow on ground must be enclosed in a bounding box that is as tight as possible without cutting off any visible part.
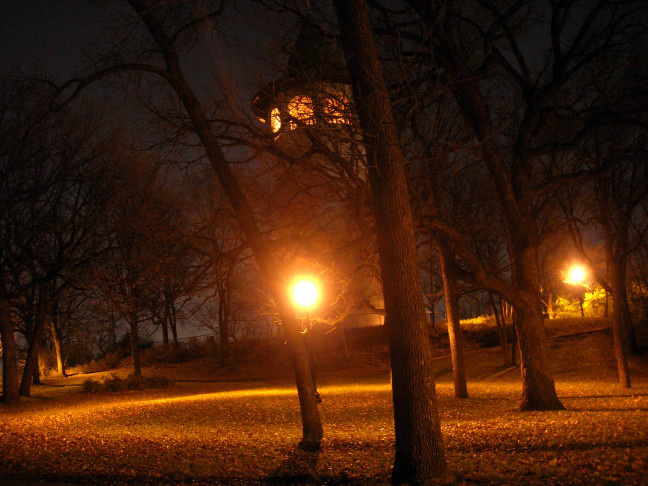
[265,446,322,485]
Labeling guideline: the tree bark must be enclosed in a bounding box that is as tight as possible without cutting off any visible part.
[334,0,448,482]
[127,0,322,449]
[20,281,48,397]
[438,244,468,398]
[0,300,19,403]
[511,246,564,410]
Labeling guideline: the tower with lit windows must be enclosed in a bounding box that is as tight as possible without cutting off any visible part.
[251,19,383,329]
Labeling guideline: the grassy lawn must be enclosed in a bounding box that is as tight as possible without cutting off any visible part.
[1,325,647,485]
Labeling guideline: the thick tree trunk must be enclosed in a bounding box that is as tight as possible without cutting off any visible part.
[334,0,448,482]
[511,246,564,411]
[20,282,48,397]
[438,245,468,398]
[128,0,322,448]
[489,293,511,367]
[129,313,142,380]
[1,300,20,403]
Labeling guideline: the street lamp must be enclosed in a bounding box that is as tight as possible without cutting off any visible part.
[289,276,322,403]
[564,264,588,286]
[291,277,320,309]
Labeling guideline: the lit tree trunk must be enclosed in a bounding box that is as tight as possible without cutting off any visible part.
[334,0,448,482]
[129,312,142,380]
[20,281,48,397]
[128,0,322,449]
[489,292,510,367]
[49,321,65,376]
[0,300,19,403]
[438,244,468,398]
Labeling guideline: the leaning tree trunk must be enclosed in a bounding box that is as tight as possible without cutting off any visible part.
[334,0,448,482]
[438,244,468,398]
[0,300,20,403]
[128,0,322,449]
[129,312,142,380]
[20,282,48,397]
[511,245,564,411]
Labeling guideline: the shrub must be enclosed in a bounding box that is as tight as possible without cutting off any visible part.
[81,374,173,393]
[82,378,102,393]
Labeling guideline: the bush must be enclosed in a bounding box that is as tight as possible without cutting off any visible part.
[80,374,174,393]
[82,378,102,393]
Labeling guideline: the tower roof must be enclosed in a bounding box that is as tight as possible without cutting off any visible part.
[252,18,349,119]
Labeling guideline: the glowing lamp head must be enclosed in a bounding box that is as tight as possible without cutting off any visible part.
[565,265,587,285]
[291,278,319,309]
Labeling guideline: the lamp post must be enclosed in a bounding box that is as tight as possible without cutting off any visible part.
[290,276,322,403]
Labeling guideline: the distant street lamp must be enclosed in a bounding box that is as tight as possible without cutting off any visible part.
[289,276,322,403]
[564,264,588,286]
[564,264,589,316]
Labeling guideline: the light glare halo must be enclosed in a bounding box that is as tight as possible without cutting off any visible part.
[292,279,319,308]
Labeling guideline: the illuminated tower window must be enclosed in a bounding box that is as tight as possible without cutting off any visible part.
[287,95,315,129]
[323,92,351,124]
[270,107,282,133]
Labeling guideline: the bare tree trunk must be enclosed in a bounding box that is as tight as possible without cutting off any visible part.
[511,246,563,411]
[511,308,519,367]
[1,300,19,403]
[608,251,631,387]
[129,312,142,380]
[338,321,350,361]
[20,282,48,396]
[49,321,65,376]
[438,245,468,398]
[169,303,178,350]
[489,293,510,367]
[218,286,228,367]
[161,301,169,348]
[127,0,322,449]
[33,337,46,384]
[334,0,448,482]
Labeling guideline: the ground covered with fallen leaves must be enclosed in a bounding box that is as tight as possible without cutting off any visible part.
[1,326,647,485]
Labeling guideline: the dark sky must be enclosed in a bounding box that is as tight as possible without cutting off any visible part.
[1,1,287,107]
[1,1,106,77]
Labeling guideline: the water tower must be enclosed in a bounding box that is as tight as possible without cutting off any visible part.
[251,19,383,329]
